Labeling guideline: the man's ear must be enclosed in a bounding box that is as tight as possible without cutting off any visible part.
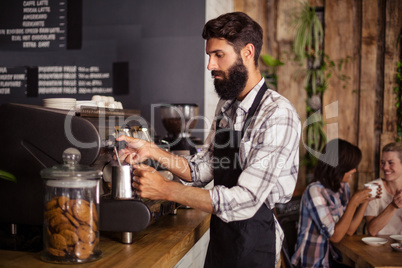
[241,43,255,64]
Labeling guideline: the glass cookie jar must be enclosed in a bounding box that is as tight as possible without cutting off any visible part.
[40,148,102,263]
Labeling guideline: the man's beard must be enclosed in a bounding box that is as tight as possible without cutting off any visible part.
[212,58,248,100]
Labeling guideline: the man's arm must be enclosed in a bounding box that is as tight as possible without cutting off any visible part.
[117,135,192,181]
[117,136,214,212]
[133,164,213,213]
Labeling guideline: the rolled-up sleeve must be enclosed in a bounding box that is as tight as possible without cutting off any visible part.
[306,186,335,238]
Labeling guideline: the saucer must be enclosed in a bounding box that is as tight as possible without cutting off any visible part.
[390,235,402,243]
[362,237,388,246]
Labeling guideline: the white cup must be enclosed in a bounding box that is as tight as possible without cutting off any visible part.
[365,183,380,197]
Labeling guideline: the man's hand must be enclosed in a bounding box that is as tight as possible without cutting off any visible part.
[132,164,213,213]
[116,135,158,165]
[132,164,170,200]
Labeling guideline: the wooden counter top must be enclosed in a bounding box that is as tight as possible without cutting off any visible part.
[0,208,211,268]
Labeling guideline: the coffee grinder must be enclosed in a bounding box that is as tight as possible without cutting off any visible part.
[160,103,202,156]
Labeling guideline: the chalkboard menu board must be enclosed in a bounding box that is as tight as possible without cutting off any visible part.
[0,0,81,50]
[0,67,26,95]
[0,63,128,101]
[38,65,113,95]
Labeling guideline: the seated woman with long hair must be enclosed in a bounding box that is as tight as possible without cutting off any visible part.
[291,139,379,267]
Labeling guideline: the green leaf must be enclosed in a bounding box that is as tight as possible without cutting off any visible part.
[261,54,284,67]
[0,170,17,183]
[292,1,323,61]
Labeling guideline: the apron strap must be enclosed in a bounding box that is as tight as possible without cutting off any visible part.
[241,82,268,136]
[215,82,269,133]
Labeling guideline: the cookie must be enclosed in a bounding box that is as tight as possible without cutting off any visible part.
[77,225,96,243]
[47,247,66,257]
[67,199,76,215]
[49,213,69,229]
[60,229,79,246]
[74,242,93,260]
[54,222,76,233]
[45,197,59,211]
[58,196,70,211]
[49,233,67,250]
[77,199,90,206]
[65,211,80,228]
[72,201,91,224]
[45,207,63,221]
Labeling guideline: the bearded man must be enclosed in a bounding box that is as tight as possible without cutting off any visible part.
[118,12,301,267]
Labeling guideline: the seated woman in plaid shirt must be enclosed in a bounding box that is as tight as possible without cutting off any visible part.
[291,139,379,267]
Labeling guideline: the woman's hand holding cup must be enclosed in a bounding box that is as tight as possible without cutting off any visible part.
[364,183,382,198]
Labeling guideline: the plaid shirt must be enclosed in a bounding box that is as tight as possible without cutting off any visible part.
[291,182,350,267]
[185,78,301,263]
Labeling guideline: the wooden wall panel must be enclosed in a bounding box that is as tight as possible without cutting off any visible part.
[324,0,360,144]
[323,0,361,192]
[276,1,299,43]
[273,0,307,195]
[381,0,402,150]
[234,0,268,56]
[265,0,278,57]
[358,0,380,187]
[308,0,324,7]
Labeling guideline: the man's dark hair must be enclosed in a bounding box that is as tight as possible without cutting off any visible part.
[313,139,362,192]
[202,12,263,66]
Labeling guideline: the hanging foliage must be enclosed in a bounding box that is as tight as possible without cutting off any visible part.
[292,2,327,171]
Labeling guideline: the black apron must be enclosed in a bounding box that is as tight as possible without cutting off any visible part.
[204,83,276,268]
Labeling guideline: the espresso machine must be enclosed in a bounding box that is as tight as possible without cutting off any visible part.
[160,103,203,156]
[0,103,177,250]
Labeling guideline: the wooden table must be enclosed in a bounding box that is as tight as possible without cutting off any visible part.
[0,208,211,268]
[332,235,402,268]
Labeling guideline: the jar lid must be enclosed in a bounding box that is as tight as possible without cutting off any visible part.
[41,148,102,181]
